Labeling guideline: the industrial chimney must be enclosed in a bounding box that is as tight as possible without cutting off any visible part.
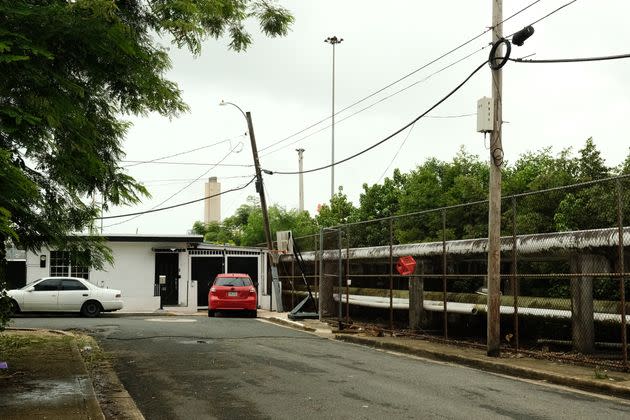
[204,177,221,223]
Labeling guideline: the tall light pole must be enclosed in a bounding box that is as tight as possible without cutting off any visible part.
[325,35,343,199]
[296,148,305,212]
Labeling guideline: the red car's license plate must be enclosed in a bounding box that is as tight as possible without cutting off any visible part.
[228,291,238,297]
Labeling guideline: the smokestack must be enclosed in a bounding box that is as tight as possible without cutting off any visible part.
[204,177,221,223]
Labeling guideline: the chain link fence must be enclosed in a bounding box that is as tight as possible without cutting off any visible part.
[276,175,630,370]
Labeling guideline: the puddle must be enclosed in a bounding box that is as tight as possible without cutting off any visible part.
[9,379,82,404]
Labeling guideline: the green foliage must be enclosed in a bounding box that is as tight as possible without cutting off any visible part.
[315,186,357,228]
[192,196,317,247]
[0,0,293,320]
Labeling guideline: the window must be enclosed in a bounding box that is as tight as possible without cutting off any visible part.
[213,277,253,287]
[49,251,90,280]
[33,279,60,291]
[61,279,88,291]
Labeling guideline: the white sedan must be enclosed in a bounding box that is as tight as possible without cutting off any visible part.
[7,277,123,317]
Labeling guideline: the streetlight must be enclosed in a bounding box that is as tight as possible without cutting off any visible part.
[325,35,343,199]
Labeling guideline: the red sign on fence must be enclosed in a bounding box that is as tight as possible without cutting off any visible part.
[396,256,416,276]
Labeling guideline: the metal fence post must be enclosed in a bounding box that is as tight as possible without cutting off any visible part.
[617,180,627,368]
[442,209,448,340]
[318,228,324,320]
[512,197,519,350]
[338,228,343,325]
[346,227,350,325]
[389,219,394,332]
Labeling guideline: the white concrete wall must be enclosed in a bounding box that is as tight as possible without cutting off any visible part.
[26,241,195,313]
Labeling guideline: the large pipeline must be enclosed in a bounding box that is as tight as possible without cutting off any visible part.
[332,294,630,323]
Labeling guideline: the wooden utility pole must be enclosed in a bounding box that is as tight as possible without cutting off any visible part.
[246,111,282,311]
[246,112,273,252]
[487,0,503,357]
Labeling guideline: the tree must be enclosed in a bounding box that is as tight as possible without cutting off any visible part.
[315,187,357,228]
[0,0,293,329]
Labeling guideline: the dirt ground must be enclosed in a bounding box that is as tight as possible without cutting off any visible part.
[0,329,141,420]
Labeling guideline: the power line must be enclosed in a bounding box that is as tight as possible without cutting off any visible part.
[260,46,488,157]
[104,143,244,227]
[263,60,488,176]
[257,0,543,154]
[121,134,246,168]
[376,122,417,184]
[99,176,257,220]
[506,0,578,39]
[120,160,253,167]
[510,53,630,64]
[140,175,255,184]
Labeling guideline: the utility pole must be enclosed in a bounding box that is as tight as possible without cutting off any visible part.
[487,0,503,357]
[325,36,343,199]
[296,148,305,212]
[245,111,282,311]
[245,112,273,252]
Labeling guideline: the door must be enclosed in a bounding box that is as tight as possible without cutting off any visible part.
[23,278,60,311]
[192,256,223,307]
[58,278,91,311]
[155,253,179,306]
[226,256,259,289]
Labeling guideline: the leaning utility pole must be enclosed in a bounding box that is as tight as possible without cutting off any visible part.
[296,148,305,212]
[487,0,503,357]
[246,112,273,253]
[245,112,282,311]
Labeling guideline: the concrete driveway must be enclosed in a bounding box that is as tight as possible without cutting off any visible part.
[11,315,630,419]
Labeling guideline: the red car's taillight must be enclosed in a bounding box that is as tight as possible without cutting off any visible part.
[249,287,256,294]
[210,287,216,294]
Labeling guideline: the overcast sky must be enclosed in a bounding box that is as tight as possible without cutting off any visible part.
[103,0,630,234]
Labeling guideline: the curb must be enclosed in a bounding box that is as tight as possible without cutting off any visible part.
[68,338,106,420]
[262,316,317,332]
[335,335,630,400]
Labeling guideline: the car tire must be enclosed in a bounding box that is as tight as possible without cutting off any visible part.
[81,301,102,318]
[250,310,257,318]
[207,310,215,317]
[9,300,20,315]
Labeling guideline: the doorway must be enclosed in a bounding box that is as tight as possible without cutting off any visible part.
[155,253,179,306]
[192,256,223,307]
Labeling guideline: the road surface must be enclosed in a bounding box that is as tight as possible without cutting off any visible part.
[11,315,630,419]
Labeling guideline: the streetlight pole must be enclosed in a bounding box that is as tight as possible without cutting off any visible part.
[296,148,305,212]
[325,35,343,199]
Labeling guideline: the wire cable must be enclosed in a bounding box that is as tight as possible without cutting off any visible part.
[98,176,256,220]
[257,0,543,154]
[506,0,578,39]
[260,46,488,157]
[121,134,246,168]
[120,160,253,167]
[376,122,417,184]
[104,143,244,227]
[263,60,488,176]
[510,53,630,64]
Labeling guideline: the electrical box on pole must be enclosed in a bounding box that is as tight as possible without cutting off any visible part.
[476,97,494,133]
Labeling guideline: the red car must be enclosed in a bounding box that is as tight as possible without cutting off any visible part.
[208,273,257,318]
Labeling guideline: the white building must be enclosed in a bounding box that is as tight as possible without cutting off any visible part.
[24,234,269,313]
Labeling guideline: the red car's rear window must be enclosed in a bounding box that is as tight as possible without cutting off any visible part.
[213,277,252,287]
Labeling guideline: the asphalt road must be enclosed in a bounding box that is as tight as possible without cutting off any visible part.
[11,314,630,420]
